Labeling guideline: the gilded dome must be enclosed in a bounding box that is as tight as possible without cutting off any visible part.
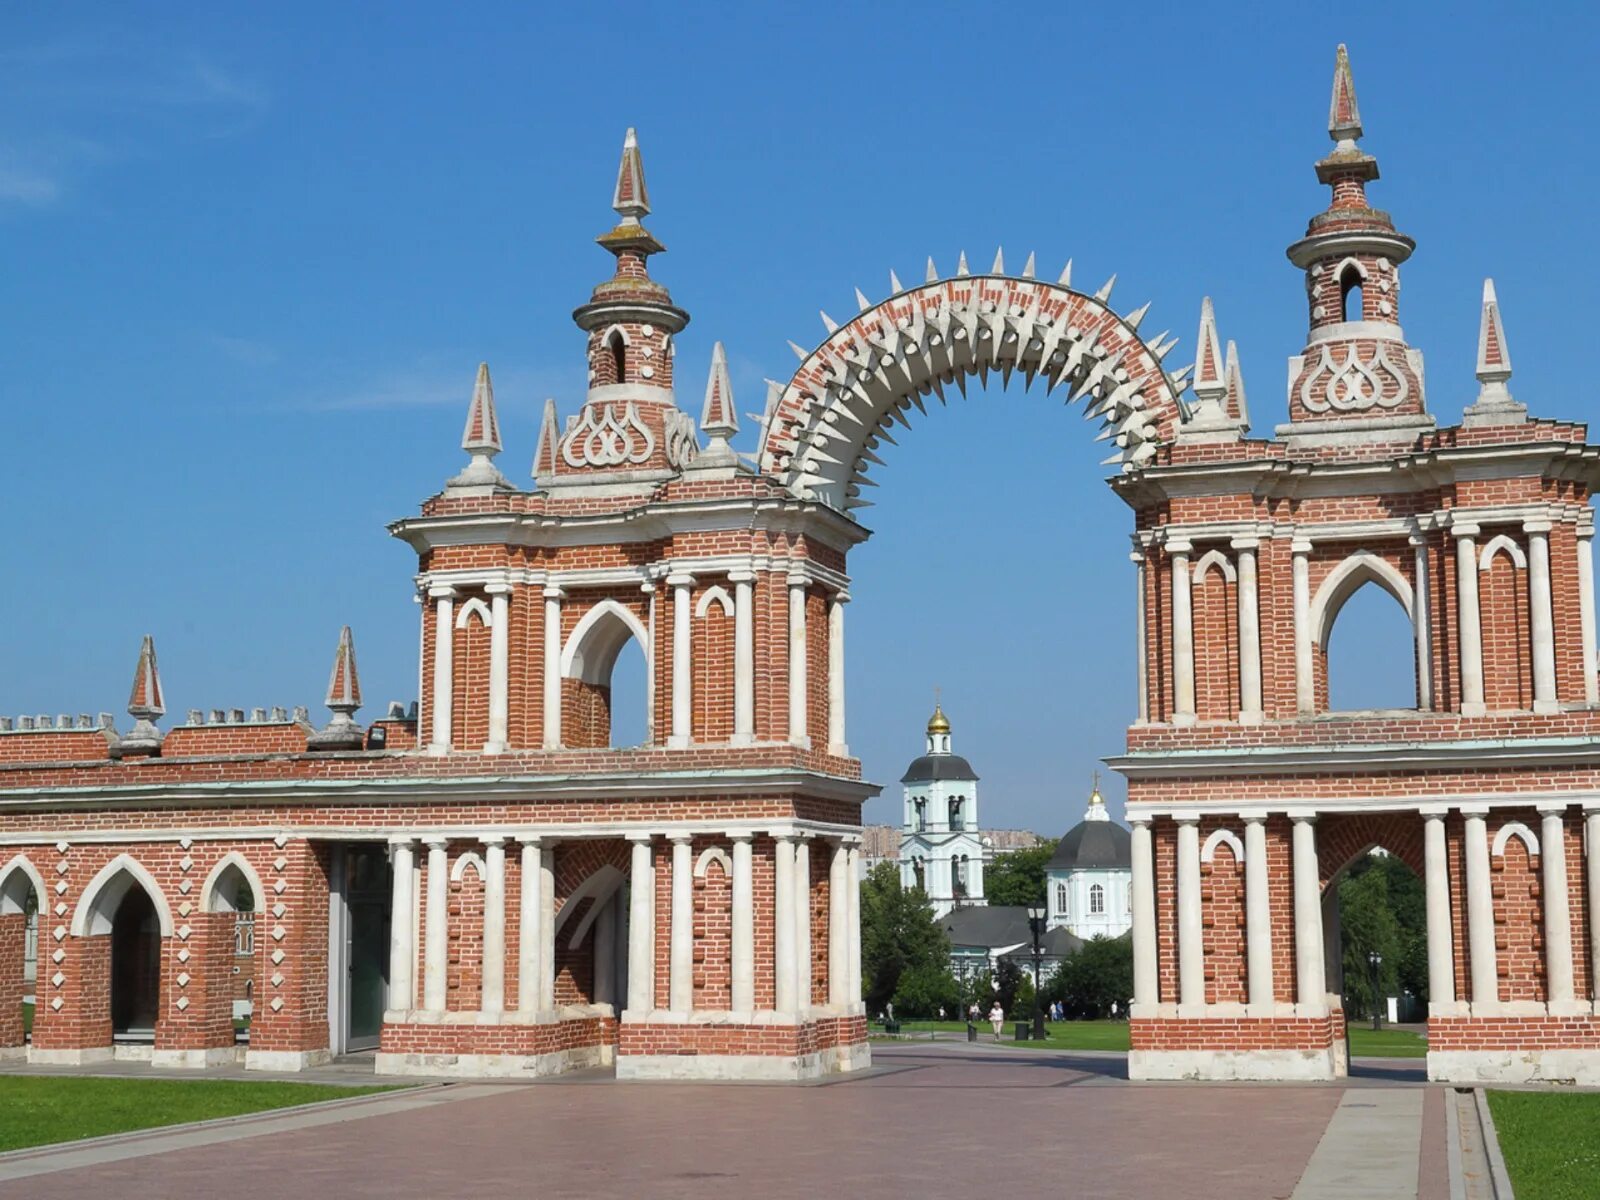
[926,704,951,735]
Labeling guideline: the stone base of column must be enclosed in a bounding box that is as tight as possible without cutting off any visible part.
[1128,1010,1344,1082]
[616,1008,870,1082]
[244,1048,334,1072]
[151,1046,243,1069]
[26,1046,114,1066]
[375,1005,617,1079]
[1428,1012,1600,1085]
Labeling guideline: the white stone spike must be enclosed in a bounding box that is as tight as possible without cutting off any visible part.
[956,251,970,277]
[1022,251,1036,279]
[855,287,872,312]
[889,269,904,294]
[926,256,938,283]
[859,446,886,466]
[991,247,1005,275]
[1058,259,1073,287]
[1224,340,1250,428]
[1124,301,1152,330]
[1192,296,1226,399]
[820,311,839,334]
[1094,274,1116,302]
[789,341,809,361]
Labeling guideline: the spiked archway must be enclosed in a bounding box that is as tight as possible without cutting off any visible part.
[758,255,1195,511]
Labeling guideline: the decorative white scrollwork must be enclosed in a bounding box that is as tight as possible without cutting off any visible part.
[561,402,656,469]
[664,409,698,468]
[1299,342,1410,413]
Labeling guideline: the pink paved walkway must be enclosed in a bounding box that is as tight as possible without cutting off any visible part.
[0,1045,1448,1199]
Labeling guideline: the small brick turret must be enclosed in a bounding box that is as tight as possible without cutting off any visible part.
[1283,44,1428,439]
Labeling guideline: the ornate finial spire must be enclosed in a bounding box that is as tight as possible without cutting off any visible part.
[1328,43,1363,149]
[310,626,365,749]
[1465,278,1526,426]
[699,341,739,457]
[612,127,650,228]
[533,396,561,481]
[1085,770,1109,821]
[447,363,510,491]
[1180,297,1244,440]
[1223,339,1250,430]
[115,635,165,757]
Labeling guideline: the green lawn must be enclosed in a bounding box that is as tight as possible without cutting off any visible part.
[870,1018,1131,1051]
[0,1077,395,1152]
[1347,1026,1427,1058]
[1487,1091,1600,1199]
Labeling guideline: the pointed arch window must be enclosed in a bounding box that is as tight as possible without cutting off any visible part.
[604,329,627,384]
[1338,262,1366,323]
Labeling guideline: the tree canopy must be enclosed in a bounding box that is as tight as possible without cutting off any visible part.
[859,861,953,1015]
[1046,934,1133,1018]
[1337,851,1426,1018]
[983,842,1057,907]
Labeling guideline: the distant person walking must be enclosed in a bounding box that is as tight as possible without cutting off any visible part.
[988,1002,1005,1041]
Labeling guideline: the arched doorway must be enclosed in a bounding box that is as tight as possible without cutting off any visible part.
[0,857,44,1050]
[562,599,652,748]
[109,888,161,1037]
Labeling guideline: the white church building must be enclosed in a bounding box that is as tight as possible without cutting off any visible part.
[898,705,989,919]
[1045,777,1133,939]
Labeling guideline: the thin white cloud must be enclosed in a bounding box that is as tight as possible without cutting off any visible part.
[208,334,280,368]
[0,165,59,206]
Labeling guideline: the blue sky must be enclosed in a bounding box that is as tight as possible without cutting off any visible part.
[3,3,1596,837]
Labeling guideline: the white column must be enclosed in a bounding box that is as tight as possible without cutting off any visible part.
[542,586,563,749]
[1528,522,1559,713]
[1456,526,1486,716]
[1130,817,1158,1007]
[1133,551,1149,724]
[1170,543,1196,725]
[422,838,449,1012]
[537,846,556,1009]
[1579,527,1598,704]
[1413,539,1433,710]
[668,573,694,748]
[517,837,541,1011]
[1463,811,1497,1004]
[1244,816,1273,1008]
[1540,806,1574,1004]
[1587,811,1600,1001]
[484,584,512,753]
[669,835,693,1012]
[481,836,507,1013]
[428,587,456,753]
[1291,815,1327,1010]
[731,571,755,745]
[794,837,812,1010]
[773,835,797,1012]
[626,835,655,1013]
[1423,813,1456,1011]
[1175,815,1203,1006]
[787,577,809,746]
[1236,541,1263,724]
[387,837,416,1012]
[827,839,847,1007]
[827,593,848,756]
[846,844,862,1005]
[643,579,657,742]
[1293,541,1314,714]
[731,834,754,1011]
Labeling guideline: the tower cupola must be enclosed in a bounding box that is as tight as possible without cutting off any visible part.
[1282,45,1430,440]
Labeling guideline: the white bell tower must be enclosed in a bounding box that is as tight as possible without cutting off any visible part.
[899,701,988,919]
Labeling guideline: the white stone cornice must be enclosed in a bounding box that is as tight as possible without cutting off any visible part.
[1127,793,1600,820]
[1111,735,1600,778]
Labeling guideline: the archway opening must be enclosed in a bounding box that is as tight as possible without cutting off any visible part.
[1321,577,1417,712]
[1339,265,1365,322]
[562,602,650,749]
[205,860,262,1034]
[0,865,39,1045]
[109,886,161,1038]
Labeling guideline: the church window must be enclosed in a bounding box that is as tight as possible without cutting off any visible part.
[953,855,967,897]
[1089,883,1105,915]
[1055,882,1068,914]
[604,328,627,383]
[1339,264,1365,322]
[914,798,927,832]
[948,797,964,831]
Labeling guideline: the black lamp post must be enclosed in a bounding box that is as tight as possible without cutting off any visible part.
[1027,905,1047,1040]
[1368,949,1383,1032]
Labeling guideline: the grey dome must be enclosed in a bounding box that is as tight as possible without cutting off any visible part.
[900,754,979,784]
[1046,820,1132,871]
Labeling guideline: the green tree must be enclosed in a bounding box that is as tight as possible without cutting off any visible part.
[1337,856,1403,1019]
[892,961,960,1018]
[983,842,1057,907]
[860,861,953,1015]
[1051,934,1135,1018]
[991,958,1025,1015]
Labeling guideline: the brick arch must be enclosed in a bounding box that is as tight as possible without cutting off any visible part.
[0,854,46,915]
[762,270,1190,509]
[71,854,175,938]
[1315,812,1425,889]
